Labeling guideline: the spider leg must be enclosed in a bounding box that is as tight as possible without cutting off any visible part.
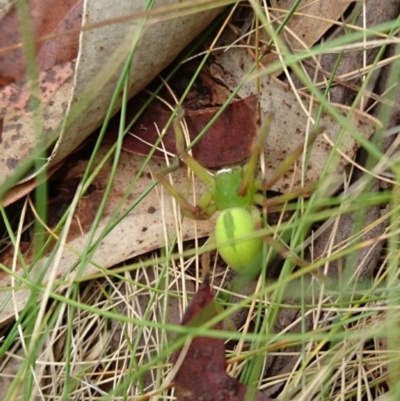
[259,172,343,211]
[173,107,215,190]
[261,234,327,281]
[156,160,215,220]
[238,113,273,196]
[201,231,215,279]
[253,182,318,209]
[258,126,325,190]
[155,108,217,220]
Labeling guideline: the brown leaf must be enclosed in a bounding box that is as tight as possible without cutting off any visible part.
[0,143,216,326]
[256,0,353,75]
[102,59,260,170]
[0,61,76,185]
[103,94,259,170]
[306,0,400,106]
[208,31,381,192]
[173,62,232,109]
[172,278,273,401]
[0,0,82,85]
[36,0,82,73]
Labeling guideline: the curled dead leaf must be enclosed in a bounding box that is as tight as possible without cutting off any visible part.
[173,278,273,401]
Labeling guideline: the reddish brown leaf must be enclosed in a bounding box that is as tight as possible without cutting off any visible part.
[103,94,259,169]
[174,63,233,109]
[172,278,273,401]
[0,0,82,85]
[100,60,259,169]
[36,0,82,73]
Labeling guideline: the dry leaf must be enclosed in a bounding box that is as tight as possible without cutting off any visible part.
[257,0,353,73]
[208,31,381,192]
[0,0,82,84]
[0,0,223,190]
[272,0,353,50]
[103,94,260,169]
[0,143,216,325]
[173,278,272,401]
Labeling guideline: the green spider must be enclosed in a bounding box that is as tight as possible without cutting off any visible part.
[156,108,320,276]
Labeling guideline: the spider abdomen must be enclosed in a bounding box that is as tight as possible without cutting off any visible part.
[215,207,263,273]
